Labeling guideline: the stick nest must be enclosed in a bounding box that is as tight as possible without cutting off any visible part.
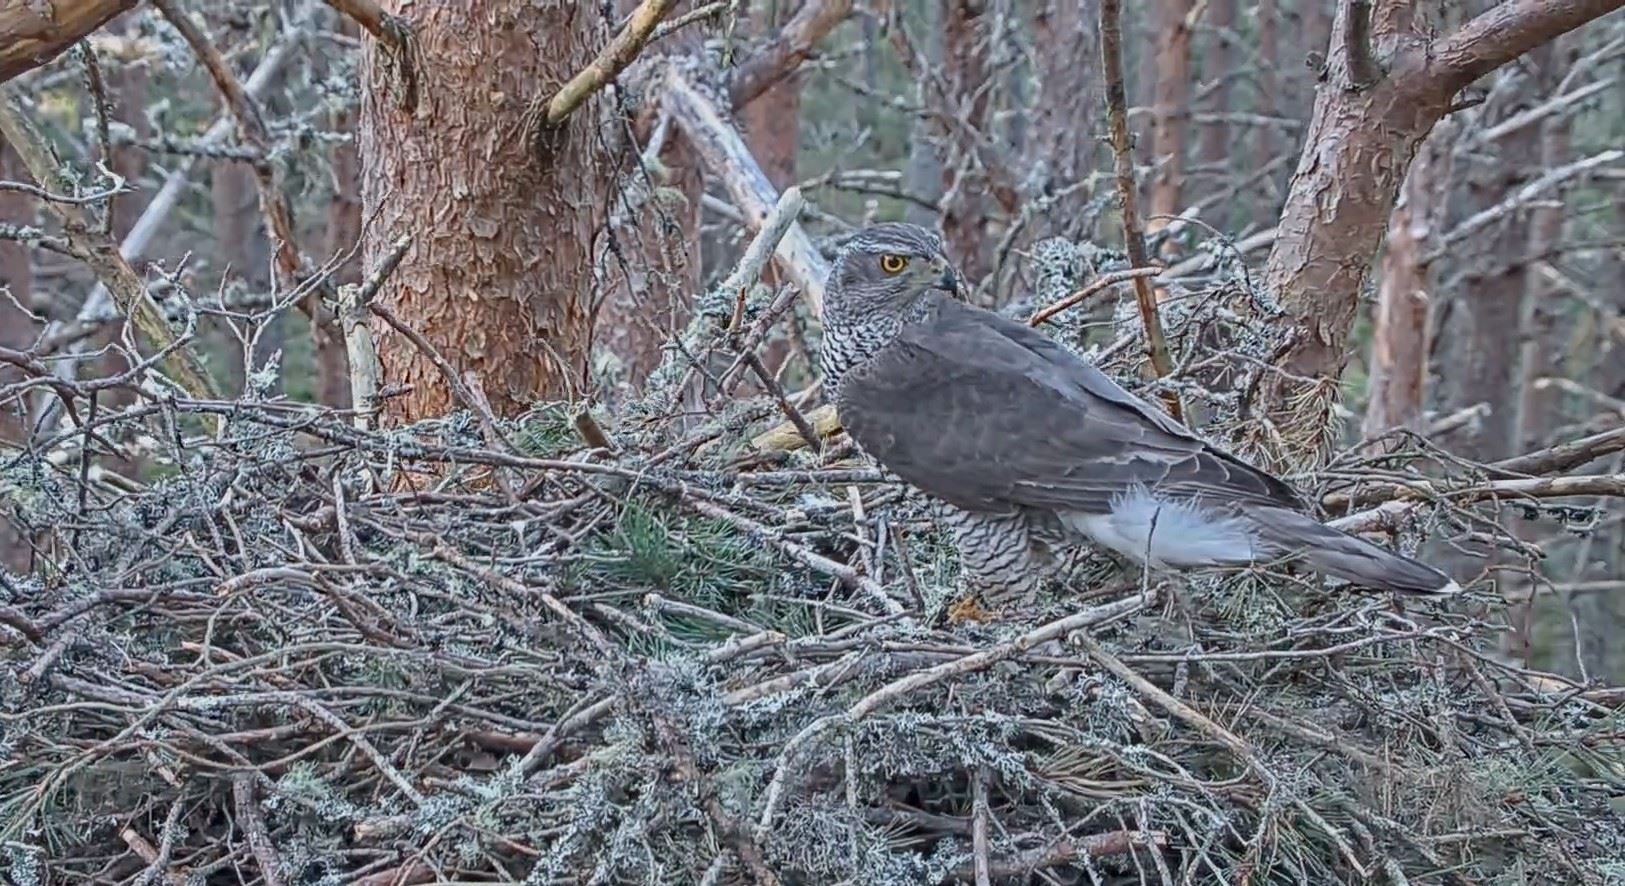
[2,271,1622,886]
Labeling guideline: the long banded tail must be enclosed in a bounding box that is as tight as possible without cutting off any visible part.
[1251,507,1461,596]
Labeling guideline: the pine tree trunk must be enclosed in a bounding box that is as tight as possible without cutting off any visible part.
[1197,0,1235,212]
[1147,0,1194,236]
[1361,121,1455,443]
[0,139,36,571]
[1251,0,1620,470]
[940,0,994,286]
[1029,0,1101,237]
[1516,43,1579,452]
[359,0,618,422]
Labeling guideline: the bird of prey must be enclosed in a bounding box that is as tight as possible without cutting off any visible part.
[819,222,1460,611]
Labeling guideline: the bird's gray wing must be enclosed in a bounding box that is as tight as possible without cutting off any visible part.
[836,296,1307,516]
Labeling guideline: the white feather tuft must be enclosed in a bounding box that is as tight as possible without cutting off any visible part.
[1062,486,1258,569]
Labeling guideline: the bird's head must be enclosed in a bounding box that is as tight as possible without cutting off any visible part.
[826,222,960,318]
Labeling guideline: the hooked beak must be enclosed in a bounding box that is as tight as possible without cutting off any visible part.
[931,263,960,297]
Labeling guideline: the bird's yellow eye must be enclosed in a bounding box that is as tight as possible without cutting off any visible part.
[879,254,909,274]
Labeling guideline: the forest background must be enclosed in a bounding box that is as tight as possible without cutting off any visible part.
[2,0,1624,882]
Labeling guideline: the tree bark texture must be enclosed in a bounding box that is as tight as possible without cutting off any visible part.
[1361,121,1455,443]
[939,0,995,287]
[359,1,618,422]
[0,0,137,85]
[1028,0,1102,237]
[1253,0,1624,470]
[0,138,36,570]
[1147,0,1194,236]
[1442,54,1559,466]
[1197,0,1236,226]
[1516,41,1579,453]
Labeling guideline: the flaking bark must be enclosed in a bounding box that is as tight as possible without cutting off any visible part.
[1254,0,1624,470]
[359,0,618,422]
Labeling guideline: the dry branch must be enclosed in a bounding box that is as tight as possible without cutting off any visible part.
[32,22,305,432]
[664,65,830,315]
[728,0,855,108]
[4,11,1624,880]
[320,0,411,51]
[0,85,222,402]
[541,0,677,127]
[340,235,411,429]
[1099,0,1183,422]
[1430,149,1622,258]
[0,0,136,85]
[231,775,285,886]
[1029,267,1166,327]
[748,402,841,451]
[1429,0,1625,100]
[151,0,308,296]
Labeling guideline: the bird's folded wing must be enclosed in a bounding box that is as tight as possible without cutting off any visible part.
[835,296,1305,516]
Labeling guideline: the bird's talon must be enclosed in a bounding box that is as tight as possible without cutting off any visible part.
[947,595,999,624]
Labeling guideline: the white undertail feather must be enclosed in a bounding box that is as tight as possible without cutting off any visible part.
[1063,486,1460,595]
[1061,486,1260,569]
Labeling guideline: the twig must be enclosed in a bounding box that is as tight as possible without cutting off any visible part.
[573,406,615,451]
[1028,267,1165,327]
[367,301,523,453]
[1071,632,1275,785]
[232,775,286,886]
[728,0,855,108]
[541,0,679,127]
[340,235,409,429]
[124,797,189,886]
[0,85,222,404]
[1492,424,1625,477]
[0,179,131,205]
[1099,0,1182,422]
[73,42,116,235]
[32,19,306,432]
[648,707,781,885]
[755,590,1150,836]
[1467,76,1615,148]
[1324,472,1625,514]
[151,0,303,295]
[682,496,903,615]
[747,402,842,452]
[746,352,821,452]
[971,766,993,886]
[1430,149,1622,259]
[952,830,1167,880]
[320,0,413,51]
[718,186,806,299]
[664,65,830,315]
[652,2,732,41]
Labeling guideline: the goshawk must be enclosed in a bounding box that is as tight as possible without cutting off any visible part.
[819,222,1459,610]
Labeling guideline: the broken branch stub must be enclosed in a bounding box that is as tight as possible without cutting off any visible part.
[663,65,830,317]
